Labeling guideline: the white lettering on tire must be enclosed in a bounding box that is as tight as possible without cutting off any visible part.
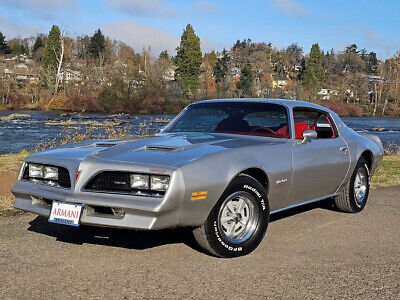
[243,185,266,210]
[213,221,242,252]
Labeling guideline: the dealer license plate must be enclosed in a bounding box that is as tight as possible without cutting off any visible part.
[49,201,83,227]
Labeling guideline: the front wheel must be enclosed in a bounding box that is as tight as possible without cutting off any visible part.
[334,157,370,213]
[192,174,269,258]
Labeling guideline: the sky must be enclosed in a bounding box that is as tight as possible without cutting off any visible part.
[0,0,399,59]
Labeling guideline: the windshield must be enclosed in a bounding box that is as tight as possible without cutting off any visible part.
[163,102,289,138]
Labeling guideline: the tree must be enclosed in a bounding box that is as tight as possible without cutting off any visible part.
[236,63,253,97]
[204,51,218,69]
[232,38,252,51]
[365,52,378,73]
[213,49,230,83]
[7,38,29,55]
[41,25,65,92]
[302,43,324,94]
[88,29,105,59]
[43,25,61,71]
[346,44,359,54]
[286,43,303,66]
[76,35,90,60]
[32,35,45,55]
[0,32,11,54]
[175,24,202,94]
[159,50,169,60]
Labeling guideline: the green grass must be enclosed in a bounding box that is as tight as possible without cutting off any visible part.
[0,197,25,217]
[0,150,30,172]
[371,155,400,188]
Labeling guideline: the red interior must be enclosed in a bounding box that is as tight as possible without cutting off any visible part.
[294,122,310,139]
[275,125,288,137]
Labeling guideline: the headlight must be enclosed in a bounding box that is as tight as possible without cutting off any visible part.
[150,175,170,191]
[130,174,149,190]
[43,166,58,180]
[29,163,43,178]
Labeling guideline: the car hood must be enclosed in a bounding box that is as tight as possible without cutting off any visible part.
[29,133,285,167]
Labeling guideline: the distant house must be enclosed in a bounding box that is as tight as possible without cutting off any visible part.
[59,69,81,83]
[317,88,339,100]
[231,67,241,78]
[294,63,302,72]
[3,63,39,83]
[162,66,176,81]
[3,54,34,64]
[361,74,387,83]
[271,76,289,89]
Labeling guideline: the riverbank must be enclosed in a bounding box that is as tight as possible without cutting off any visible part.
[1,100,399,118]
[1,152,399,216]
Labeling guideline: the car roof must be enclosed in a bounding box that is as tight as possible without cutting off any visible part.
[193,98,334,113]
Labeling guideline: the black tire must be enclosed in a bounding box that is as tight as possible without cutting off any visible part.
[334,157,370,213]
[192,174,269,258]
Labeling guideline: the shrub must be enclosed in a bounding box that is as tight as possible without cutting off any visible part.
[46,92,69,111]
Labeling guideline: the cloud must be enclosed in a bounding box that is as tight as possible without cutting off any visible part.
[109,0,177,17]
[0,0,78,20]
[269,0,307,18]
[103,21,180,55]
[1,0,77,10]
[103,21,220,56]
[0,17,43,38]
[191,0,217,14]
[359,27,399,58]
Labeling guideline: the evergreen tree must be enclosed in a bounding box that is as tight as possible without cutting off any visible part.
[236,63,253,96]
[88,29,105,59]
[365,52,378,73]
[43,25,61,71]
[213,49,230,83]
[302,43,324,93]
[32,35,45,54]
[0,32,10,54]
[175,24,202,93]
[204,51,217,69]
[159,50,169,60]
[345,44,359,54]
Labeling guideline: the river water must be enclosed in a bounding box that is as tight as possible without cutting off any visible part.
[0,111,399,155]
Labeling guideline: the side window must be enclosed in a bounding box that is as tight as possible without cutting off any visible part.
[293,108,336,139]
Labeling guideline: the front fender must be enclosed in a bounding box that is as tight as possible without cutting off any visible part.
[176,144,292,226]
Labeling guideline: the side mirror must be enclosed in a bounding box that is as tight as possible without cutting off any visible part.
[300,130,317,144]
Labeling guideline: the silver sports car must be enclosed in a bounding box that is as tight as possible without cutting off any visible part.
[12,99,384,257]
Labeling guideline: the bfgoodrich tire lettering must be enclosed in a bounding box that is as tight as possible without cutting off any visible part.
[334,157,370,213]
[193,174,269,258]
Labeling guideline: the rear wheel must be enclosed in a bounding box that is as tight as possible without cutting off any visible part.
[334,157,370,213]
[192,174,269,258]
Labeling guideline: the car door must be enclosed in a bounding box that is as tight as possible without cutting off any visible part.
[286,108,350,206]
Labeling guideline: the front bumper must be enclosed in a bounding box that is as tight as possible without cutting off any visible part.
[12,180,183,230]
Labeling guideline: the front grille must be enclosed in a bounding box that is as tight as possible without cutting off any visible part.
[84,171,165,196]
[85,172,131,191]
[22,164,71,188]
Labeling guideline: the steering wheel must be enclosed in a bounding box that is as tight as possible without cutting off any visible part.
[251,126,276,134]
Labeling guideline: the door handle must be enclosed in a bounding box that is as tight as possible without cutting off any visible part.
[340,147,348,151]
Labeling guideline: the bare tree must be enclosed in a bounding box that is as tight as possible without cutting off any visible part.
[54,34,65,93]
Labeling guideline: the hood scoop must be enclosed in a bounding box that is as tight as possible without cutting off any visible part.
[144,145,177,152]
[95,143,117,147]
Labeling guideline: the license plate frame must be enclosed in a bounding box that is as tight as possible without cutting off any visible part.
[48,200,84,227]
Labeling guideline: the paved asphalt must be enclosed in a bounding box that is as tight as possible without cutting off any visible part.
[0,186,399,299]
